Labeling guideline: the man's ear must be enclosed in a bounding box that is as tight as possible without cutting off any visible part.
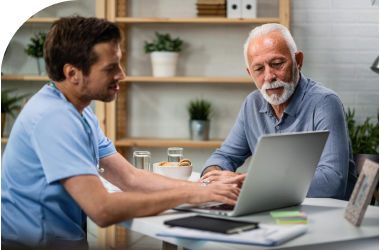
[63,64,81,85]
[246,68,251,76]
[295,51,304,72]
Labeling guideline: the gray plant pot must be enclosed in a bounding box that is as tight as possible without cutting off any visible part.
[190,120,210,141]
[37,57,47,75]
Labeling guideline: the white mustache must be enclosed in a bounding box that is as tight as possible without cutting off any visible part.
[261,81,288,91]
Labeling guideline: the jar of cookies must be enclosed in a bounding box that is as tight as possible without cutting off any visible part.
[133,151,151,171]
[167,147,184,162]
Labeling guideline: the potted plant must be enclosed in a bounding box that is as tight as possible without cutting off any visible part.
[187,99,213,141]
[24,32,46,75]
[144,32,183,77]
[1,89,29,137]
[346,108,379,154]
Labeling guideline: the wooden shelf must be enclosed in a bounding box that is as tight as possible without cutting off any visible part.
[1,75,50,81]
[115,17,280,24]
[1,137,8,144]
[26,18,59,23]
[115,138,224,148]
[121,76,253,83]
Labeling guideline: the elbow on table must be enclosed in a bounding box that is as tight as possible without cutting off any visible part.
[323,177,347,200]
[90,205,119,228]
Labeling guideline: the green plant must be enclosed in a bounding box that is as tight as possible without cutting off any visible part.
[1,89,30,118]
[144,32,183,53]
[24,32,46,58]
[346,108,379,154]
[187,99,213,121]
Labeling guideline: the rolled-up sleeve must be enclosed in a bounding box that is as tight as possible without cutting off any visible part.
[307,94,350,199]
[201,101,252,175]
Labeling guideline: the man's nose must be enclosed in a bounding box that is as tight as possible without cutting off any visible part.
[116,64,126,81]
[263,67,276,83]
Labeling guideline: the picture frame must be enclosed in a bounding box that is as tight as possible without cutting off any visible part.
[344,159,379,227]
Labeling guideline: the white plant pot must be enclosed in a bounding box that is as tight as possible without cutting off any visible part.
[37,57,47,75]
[150,52,179,77]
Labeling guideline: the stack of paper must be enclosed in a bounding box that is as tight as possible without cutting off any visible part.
[158,224,307,246]
[270,211,308,225]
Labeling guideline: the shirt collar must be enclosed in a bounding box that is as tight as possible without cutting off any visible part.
[258,73,308,118]
[284,73,308,118]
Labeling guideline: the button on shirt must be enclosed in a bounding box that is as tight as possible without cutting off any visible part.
[202,73,357,200]
[1,84,117,247]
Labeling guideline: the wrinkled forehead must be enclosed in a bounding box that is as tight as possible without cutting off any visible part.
[247,31,291,59]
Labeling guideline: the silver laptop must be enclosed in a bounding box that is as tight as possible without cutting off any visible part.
[175,131,330,217]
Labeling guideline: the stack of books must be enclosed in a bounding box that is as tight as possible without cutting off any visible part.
[197,0,226,17]
[270,211,308,225]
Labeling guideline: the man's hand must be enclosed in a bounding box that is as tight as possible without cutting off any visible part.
[201,170,242,183]
[185,183,240,205]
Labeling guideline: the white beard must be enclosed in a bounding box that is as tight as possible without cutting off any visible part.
[255,63,300,105]
[260,80,296,105]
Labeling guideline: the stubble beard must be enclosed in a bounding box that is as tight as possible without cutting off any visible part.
[81,77,117,103]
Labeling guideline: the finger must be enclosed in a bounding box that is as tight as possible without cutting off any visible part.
[201,170,222,180]
[214,195,237,206]
[222,173,246,184]
[203,176,220,182]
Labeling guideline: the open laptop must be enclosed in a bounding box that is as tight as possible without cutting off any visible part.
[175,131,330,217]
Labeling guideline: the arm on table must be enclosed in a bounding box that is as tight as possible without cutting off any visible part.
[99,152,197,192]
[200,101,252,180]
[60,174,241,228]
[307,94,351,199]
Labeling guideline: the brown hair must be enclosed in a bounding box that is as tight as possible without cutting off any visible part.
[44,16,122,81]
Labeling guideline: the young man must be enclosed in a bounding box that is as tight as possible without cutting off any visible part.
[1,16,244,249]
[200,23,357,201]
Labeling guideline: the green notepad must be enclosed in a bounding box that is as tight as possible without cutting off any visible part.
[270,211,302,218]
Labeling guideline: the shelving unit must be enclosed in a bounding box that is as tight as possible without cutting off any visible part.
[121,76,253,83]
[26,18,59,23]
[1,75,50,81]
[115,17,280,24]
[104,0,290,150]
[115,138,224,148]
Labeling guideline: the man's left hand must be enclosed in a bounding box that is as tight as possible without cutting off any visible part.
[200,170,245,187]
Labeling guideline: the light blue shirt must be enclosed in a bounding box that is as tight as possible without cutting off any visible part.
[202,73,357,201]
[1,84,116,247]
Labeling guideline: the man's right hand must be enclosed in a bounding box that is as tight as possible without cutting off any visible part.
[185,183,241,205]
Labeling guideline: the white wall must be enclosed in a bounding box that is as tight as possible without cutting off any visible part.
[1,0,379,172]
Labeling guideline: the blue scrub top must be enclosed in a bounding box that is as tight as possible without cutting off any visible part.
[1,84,117,247]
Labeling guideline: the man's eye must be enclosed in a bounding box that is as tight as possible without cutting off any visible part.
[273,62,283,67]
[255,67,263,72]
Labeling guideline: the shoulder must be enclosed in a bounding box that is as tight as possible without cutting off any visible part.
[21,85,82,133]
[245,89,265,109]
[304,77,343,107]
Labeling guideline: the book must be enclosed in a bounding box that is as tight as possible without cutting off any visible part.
[197,14,226,17]
[197,10,226,15]
[196,4,226,9]
[197,0,226,5]
[164,215,259,234]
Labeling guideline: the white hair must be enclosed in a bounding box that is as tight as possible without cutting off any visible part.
[243,23,298,72]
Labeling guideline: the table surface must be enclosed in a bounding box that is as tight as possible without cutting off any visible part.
[116,173,379,250]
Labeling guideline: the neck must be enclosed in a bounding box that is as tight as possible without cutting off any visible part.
[52,81,90,114]
[271,99,291,120]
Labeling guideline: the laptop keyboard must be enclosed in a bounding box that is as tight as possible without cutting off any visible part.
[208,204,235,211]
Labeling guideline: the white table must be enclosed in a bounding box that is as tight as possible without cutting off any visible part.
[113,173,379,249]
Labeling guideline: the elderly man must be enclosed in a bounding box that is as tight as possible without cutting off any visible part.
[1,16,244,249]
[200,23,357,201]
